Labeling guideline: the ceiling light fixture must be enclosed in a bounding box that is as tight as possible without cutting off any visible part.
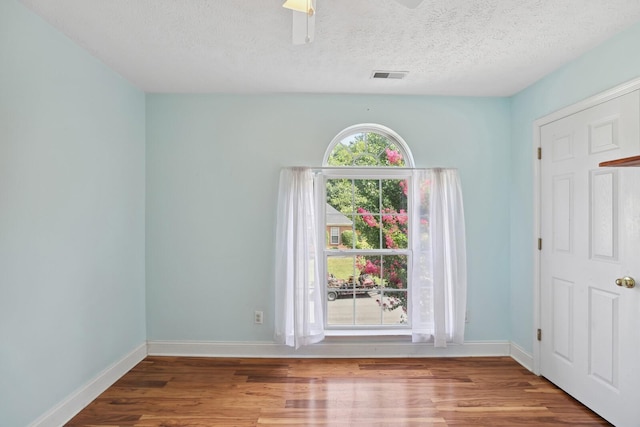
[282,0,314,16]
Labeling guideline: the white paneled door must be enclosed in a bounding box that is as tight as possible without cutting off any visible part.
[540,90,640,427]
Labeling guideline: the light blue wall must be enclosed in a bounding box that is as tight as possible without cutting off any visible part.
[145,94,512,343]
[0,1,146,426]
[510,22,640,353]
[5,0,640,422]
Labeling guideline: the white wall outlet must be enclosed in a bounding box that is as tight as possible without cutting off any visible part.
[254,310,263,324]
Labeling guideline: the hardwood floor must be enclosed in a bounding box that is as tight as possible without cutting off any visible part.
[67,356,610,426]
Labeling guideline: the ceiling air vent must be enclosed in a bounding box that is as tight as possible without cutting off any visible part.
[371,70,408,80]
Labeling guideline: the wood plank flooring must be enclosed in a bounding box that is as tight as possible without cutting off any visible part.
[67,356,610,426]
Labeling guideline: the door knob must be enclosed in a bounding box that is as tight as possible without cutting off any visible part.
[615,276,635,288]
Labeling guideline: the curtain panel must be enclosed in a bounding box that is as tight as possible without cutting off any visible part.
[410,168,467,347]
[274,168,325,348]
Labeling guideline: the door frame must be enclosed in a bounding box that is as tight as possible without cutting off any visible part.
[532,76,640,375]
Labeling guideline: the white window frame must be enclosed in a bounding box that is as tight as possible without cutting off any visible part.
[329,227,340,245]
[319,124,415,335]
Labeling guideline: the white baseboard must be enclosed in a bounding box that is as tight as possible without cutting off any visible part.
[509,341,534,371]
[147,339,512,358]
[29,342,147,427]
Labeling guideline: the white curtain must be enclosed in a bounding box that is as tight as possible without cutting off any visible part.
[274,168,325,348]
[411,168,467,347]
[275,167,466,349]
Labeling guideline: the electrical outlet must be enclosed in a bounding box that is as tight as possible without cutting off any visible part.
[254,310,263,324]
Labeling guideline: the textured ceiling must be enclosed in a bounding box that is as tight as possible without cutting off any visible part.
[19,0,640,96]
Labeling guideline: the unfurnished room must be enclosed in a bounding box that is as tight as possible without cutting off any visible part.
[3,1,640,426]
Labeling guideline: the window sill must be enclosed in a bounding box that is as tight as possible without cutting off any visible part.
[325,329,411,337]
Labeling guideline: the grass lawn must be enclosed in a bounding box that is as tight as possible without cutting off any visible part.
[327,255,384,286]
[327,256,357,281]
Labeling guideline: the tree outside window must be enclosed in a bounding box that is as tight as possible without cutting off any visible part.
[323,128,421,327]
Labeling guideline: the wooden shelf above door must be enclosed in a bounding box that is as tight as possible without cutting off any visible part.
[599,155,640,167]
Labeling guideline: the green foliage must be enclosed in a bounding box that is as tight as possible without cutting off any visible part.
[327,133,405,167]
[327,143,353,166]
[341,230,354,247]
[326,134,407,227]
[355,237,371,250]
[386,227,408,249]
[354,215,379,249]
[326,179,353,213]
[340,229,373,249]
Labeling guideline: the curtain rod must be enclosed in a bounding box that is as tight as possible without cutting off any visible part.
[287,166,456,172]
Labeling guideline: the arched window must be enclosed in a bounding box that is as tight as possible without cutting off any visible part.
[321,124,414,331]
[323,124,415,168]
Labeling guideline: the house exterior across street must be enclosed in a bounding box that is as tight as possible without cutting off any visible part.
[326,204,353,246]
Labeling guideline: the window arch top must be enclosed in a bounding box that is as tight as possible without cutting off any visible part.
[323,124,415,168]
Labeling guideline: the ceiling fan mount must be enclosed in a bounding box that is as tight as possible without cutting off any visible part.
[283,0,424,44]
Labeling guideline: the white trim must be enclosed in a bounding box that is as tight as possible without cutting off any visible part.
[324,329,411,336]
[147,339,510,358]
[510,342,534,372]
[320,167,414,179]
[532,75,640,376]
[533,78,640,129]
[533,119,542,375]
[29,343,147,427]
